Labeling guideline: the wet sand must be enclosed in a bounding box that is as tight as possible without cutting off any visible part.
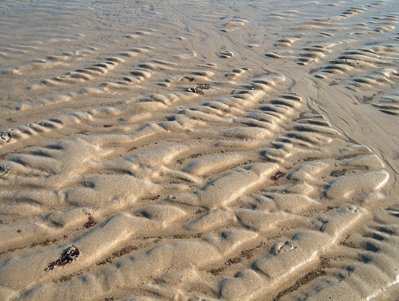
[0,0,399,300]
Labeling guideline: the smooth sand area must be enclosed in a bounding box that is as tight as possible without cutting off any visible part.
[1,0,399,300]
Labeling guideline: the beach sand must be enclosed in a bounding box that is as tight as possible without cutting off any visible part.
[0,0,399,300]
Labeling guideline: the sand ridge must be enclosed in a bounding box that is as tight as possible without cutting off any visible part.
[0,0,399,300]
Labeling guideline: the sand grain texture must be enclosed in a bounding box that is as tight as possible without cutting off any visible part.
[1,0,399,300]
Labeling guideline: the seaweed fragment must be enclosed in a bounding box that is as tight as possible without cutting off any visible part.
[82,209,97,228]
[84,215,97,228]
[45,246,80,271]
[271,171,286,181]
[0,130,11,143]
[186,84,210,95]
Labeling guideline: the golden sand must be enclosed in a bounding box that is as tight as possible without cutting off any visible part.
[0,0,399,300]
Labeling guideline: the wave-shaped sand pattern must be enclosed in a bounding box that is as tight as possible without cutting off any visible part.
[2,61,69,76]
[289,4,369,31]
[266,39,355,65]
[313,41,399,115]
[0,34,83,59]
[12,46,157,111]
[372,90,399,115]
[0,85,391,301]
[278,207,399,301]
[1,0,399,300]
[348,67,399,91]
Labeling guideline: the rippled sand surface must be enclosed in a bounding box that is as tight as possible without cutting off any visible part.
[1,0,399,300]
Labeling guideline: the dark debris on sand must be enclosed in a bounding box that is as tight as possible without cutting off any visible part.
[45,246,80,271]
[271,171,286,181]
[83,209,97,228]
[186,84,210,95]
